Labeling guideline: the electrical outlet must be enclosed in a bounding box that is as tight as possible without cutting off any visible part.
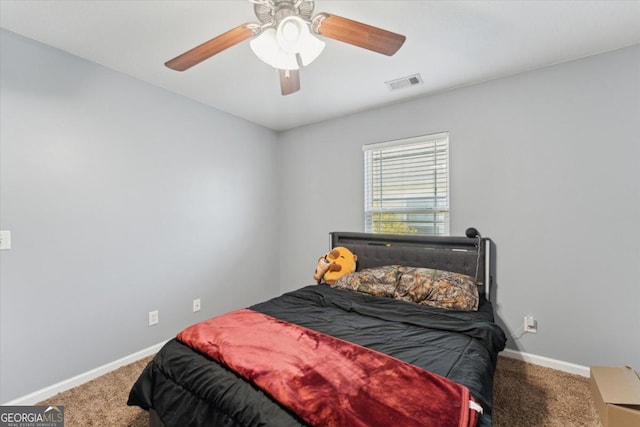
[0,231,11,250]
[149,310,159,326]
[524,315,537,333]
[193,299,201,312]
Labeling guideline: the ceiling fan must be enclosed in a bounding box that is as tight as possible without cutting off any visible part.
[165,0,406,95]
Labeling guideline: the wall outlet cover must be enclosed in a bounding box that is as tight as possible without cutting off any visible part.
[149,310,159,326]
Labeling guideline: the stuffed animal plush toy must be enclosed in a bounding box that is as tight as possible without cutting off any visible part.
[313,246,357,285]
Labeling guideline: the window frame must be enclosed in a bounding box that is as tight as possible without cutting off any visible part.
[363,132,450,236]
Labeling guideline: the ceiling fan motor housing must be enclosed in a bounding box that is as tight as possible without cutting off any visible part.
[254,0,315,27]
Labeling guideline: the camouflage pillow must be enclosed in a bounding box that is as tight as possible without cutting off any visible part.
[331,265,479,311]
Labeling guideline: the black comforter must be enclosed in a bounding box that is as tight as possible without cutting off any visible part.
[128,285,506,427]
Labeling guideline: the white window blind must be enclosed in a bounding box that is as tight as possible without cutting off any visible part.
[363,132,449,236]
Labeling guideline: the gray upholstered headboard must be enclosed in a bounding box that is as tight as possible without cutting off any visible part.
[330,231,492,298]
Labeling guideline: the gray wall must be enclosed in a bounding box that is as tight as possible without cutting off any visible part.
[277,44,640,369]
[0,30,280,403]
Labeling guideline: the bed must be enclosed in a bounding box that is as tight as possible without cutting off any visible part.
[128,231,506,427]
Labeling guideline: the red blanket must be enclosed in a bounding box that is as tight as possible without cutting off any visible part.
[177,309,479,427]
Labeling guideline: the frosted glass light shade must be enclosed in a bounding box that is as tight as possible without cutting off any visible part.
[298,33,325,66]
[250,17,325,69]
[250,28,299,70]
[277,16,308,54]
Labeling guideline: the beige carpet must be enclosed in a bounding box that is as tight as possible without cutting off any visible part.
[37,354,602,426]
[492,356,601,426]
[38,356,153,427]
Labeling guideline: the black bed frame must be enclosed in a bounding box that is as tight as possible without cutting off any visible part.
[330,231,492,298]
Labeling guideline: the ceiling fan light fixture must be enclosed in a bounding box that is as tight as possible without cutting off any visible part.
[250,28,299,70]
[276,16,325,66]
[165,0,406,96]
[277,16,308,53]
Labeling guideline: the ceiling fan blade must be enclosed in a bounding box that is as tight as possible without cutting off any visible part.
[312,13,405,56]
[279,69,300,96]
[165,23,258,71]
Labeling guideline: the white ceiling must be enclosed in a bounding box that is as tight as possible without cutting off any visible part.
[1,1,639,131]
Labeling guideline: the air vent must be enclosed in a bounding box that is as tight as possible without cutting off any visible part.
[385,73,423,91]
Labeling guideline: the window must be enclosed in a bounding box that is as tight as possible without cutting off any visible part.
[363,132,449,236]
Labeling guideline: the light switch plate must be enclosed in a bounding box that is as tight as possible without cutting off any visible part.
[0,231,11,250]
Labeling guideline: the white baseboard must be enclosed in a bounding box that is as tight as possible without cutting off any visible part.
[2,340,168,406]
[501,348,590,377]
